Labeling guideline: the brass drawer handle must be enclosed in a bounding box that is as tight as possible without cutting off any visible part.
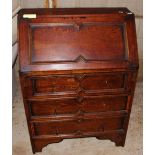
[74,23,82,31]
[103,103,106,107]
[76,96,84,103]
[56,128,59,135]
[77,118,83,123]
[75,130,83,136]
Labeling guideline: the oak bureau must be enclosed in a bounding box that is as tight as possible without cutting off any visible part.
[18,8,139,153]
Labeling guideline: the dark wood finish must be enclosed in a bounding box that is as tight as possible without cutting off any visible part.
[28,95,128,116]
[18,8,138,153]
[33,116,125,136]
[21,72,130,97]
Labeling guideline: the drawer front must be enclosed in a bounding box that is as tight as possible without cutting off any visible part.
[81,74,125,91]
[33,116,125,136]
[28,96,127,117]
[24,72,127,97]
[32,76,78,94]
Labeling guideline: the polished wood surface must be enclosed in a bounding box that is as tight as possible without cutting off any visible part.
[18,7,138,72]
[18,8,138,153]
[28,95,127,116]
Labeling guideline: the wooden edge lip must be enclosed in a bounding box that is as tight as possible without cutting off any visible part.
[29,111,128,123]
[18,60,139,74]
[18,7,133,20]
[19,66,138,76]
[32,129,125,139]
[18,7,131,14]
[19,67,138,77]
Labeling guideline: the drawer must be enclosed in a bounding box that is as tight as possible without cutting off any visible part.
[24,72,127,97]
[33,116,125,136]
[81,74,125,91]
[28,96,127,117]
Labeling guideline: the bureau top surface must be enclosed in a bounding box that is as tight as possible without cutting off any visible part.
[18,8,131,17]
[18,8,138,74]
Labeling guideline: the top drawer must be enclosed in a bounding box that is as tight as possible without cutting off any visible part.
[20,72,132,98]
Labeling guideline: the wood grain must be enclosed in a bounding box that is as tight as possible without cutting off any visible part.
[18,8,139,153]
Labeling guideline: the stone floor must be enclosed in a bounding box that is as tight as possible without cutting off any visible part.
[13,78,143,155]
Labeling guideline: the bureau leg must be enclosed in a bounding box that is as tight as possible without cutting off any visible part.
[32,145,42,154]
[32,140,46,153]
[32,138,63,153]
[114,136,125,147]
[96,132,125,147]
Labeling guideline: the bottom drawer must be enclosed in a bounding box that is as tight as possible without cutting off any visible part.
[33,116,125,136]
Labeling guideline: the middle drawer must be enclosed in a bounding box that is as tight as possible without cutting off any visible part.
[27,95,128,117]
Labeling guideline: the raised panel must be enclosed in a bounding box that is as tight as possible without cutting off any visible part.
[33,76,78,94]
[33,116,125,136]
[30,73,127,96]
[83,96,127,113]
[30,22,127,64]
[82,73,125,90]
[28,96,127,116]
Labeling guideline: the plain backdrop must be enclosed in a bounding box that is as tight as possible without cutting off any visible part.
[0,0,154,155]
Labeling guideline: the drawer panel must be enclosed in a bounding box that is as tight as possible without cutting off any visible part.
[33,116,125,136]
[81,74,125,90]
[28,96,127,116]
[34,76,78,94]
[27,73,127,97]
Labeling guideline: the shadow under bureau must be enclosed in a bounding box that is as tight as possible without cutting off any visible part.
[18,8,139,153]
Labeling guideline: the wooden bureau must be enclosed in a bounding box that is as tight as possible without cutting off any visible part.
[18,8,139,153]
